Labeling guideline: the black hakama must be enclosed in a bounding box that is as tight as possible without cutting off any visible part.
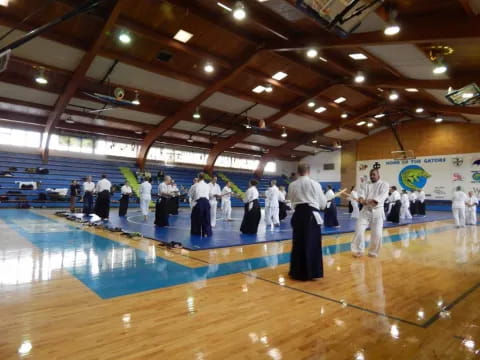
[83,191,93,214]
[240,199,261,234]
[279,201,288,221]
[387,200,401,223]
[416,200,426,215]
[191,198,212,236]
[119,194,130,216]
[168,196,179,215]
[155,197,170,227]
[289,204,323,281]
[348,201,353,213]
[409,200,416,215]
[324,201,339,227]
[94,190,110,219]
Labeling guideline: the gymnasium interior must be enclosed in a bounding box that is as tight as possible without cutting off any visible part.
[1,0,480,359]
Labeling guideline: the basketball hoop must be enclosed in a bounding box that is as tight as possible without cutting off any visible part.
[391,150,415,160]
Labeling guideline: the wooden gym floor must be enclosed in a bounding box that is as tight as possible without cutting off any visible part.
[0,208,479,359]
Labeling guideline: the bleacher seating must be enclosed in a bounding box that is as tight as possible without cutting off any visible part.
[0,151,287,209]
[0,151,133,209]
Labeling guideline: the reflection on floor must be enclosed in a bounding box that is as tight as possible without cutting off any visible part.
[1,208,479,360]
[104,207,454,250]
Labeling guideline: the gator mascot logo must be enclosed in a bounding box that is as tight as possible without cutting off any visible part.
[398,165,431,191]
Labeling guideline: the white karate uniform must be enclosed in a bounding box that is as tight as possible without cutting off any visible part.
[221,186,233,220]
[387,190,401,215]
[83,181,95,193]
[264,185,280,226]
[349,190,360,219]
[243,186,259,212]
[351,179,389,256]
[287,175,327,223]
[208,182,221,227]
[188,183,197,208]
[325,189,335,209]
[466,195,478,225]
[96,178,111,193]
[193,180,210,201]
[400,193,412,219]
[121,185,132,196]
[138,181,152,216]
[452,190,467,227]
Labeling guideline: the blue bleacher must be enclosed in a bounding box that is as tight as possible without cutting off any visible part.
[0,151,287,209]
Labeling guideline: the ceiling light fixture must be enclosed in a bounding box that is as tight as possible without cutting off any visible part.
[318,56,328,62]
[132,91,140,105]
[35,68,48,85]
[272,71,287,80]
[405,88,419,92]
[264,84,273,93]
[311,138,318,144]
[354,73,365,83]
[334,97,346,104]
[367,122,374,128]
[306,48,318,58]
[389,91,399,101]
[118,31,132,44]
[384,24,400,36]
[233,2,246,20]
[308,101,316,108]
[341,113,348,119]
[173,29,193,43]
[135,130,143,135]
[65,116,75,124]
[374,113,385,118]
[315,106,326,113]
[429,46,453,75]
[281,127,287,138]
[187,135,194,143]
[204,63,215,73]
[349,53,368,60]
[384,6,400,36]
[193,108,201,119]
[252,85,265,94]
[216,2,232,11]
[415,107,424,113]
[433,60,447,74]
[357,121,366,126]
[435,116,443,123]
[0,0,9,7]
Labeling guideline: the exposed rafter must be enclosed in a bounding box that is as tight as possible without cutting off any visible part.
[40,0,126,162]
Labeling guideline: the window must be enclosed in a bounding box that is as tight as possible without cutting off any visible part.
[0,127,40,148]
[264,161,276,173]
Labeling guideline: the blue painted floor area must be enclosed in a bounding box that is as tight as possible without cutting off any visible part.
[0,209,467,299]
[105,207,455,250]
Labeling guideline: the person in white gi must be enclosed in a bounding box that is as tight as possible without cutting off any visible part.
[408,190,417,215]
[387,187,400,215]
[466,191,478,225]
[264,180,280,227]
[138,178,152,221]
[188,178,198,208]
[349,186,360,219]
[221,181,233,221]
[208,176,222,227]
[416,189,426,216]
[351,168,389,258]
[452,186,467,228]
[400,190,412,220]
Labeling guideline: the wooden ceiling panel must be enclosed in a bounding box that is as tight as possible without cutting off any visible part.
[249,51,328,91]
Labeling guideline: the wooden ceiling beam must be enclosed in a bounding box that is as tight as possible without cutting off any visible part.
[136,49,263,169]
[457,0,477,16]
[40,0,127,162]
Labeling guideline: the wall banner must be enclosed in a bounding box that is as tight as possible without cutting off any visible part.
[356,152,480,200]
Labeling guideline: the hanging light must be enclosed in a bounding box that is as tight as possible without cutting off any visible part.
[193,108,201,119]
[281,127,287,138]
[65,116,75,124]
[435,116,443,123]
[264,84,273,93]
[311,138,318,144]
[354,72,365,83]
[118,30,132,44]
[233,2,246,20]
[204,63,215,73]
[187,135,194,143]
[306,48,318,58]
[308,101,316,108]
[132,91,140,105]
[341,113,348,119]
[433,58,447,74]
[35,68,48,85]
[415,107,424,113]
[389,91,399,101]
[384,7,400,36]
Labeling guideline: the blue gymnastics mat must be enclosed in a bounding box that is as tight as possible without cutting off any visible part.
[104,207,455,251]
